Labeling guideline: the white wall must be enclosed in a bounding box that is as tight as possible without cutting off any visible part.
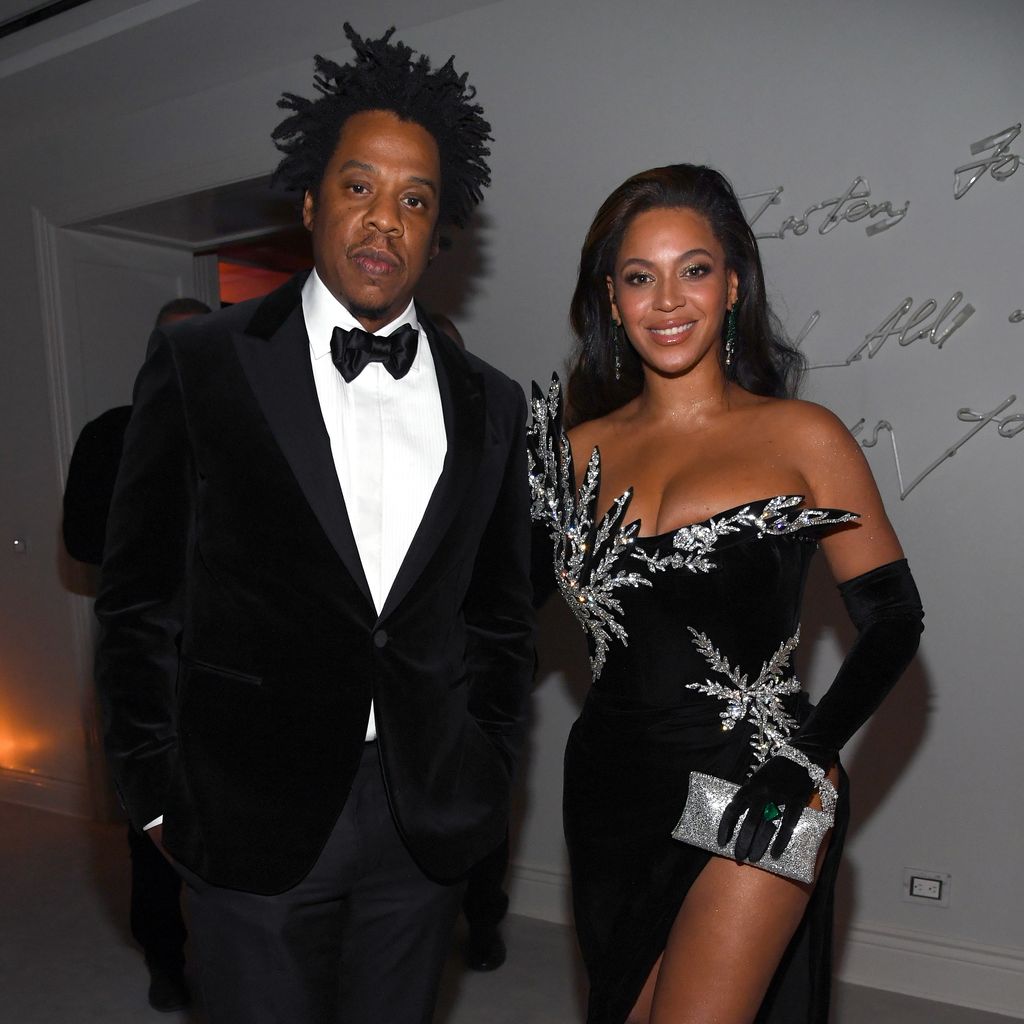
[1,0,1021,1015]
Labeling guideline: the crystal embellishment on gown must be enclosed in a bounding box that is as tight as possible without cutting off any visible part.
[634,496,855,576]
[685,627,802,768]
[527,375,858,680]
[528,377,652,677]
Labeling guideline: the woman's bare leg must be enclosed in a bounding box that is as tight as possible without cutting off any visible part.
[628,767,837,1024]
[626,953,661,1024]
[648,856,812,1023]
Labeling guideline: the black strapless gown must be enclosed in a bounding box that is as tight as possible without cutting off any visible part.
[529,379,857,1024]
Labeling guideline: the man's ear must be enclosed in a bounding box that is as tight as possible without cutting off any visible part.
[429,226,441,262]
[302,190,316,231]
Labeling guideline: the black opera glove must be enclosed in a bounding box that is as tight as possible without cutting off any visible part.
[718,754,818,864]
[720,558,924,863]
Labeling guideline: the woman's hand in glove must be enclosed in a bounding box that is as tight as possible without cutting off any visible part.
[717,756,817,863]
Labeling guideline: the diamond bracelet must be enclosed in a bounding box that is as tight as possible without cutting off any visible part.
[776,743,838,820]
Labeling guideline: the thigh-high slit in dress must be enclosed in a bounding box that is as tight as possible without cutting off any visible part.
[529,378,856,1024]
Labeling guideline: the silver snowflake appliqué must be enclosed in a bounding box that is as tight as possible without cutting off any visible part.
[685,627,803,768]
[528,377,651,678]
[633,496,856,575]
[527,376,857,683]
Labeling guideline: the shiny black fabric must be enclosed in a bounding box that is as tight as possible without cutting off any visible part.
[561,523,851,1024]
[330,322,418,382]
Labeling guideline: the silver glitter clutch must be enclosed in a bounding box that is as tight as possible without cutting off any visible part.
[671,771,833,884]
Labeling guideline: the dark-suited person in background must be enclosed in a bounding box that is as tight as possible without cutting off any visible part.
[62,296,211,1012]
[94,24,533,1024]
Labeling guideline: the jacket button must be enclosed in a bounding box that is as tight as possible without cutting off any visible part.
[373,629,388,649]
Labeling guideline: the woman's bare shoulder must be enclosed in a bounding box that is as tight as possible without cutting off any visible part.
[744,396,858,458]
[750,397,906,577]
[752,395,850,433]
[763,399,879,513]
[567,401,638,456]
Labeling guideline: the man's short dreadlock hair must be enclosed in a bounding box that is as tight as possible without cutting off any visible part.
[271,24,491,229]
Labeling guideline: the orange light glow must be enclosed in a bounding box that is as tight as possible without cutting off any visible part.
[219,262,293,304]
[0,713,47,770]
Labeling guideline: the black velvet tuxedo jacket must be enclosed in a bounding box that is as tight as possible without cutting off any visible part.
[95,273,534,895]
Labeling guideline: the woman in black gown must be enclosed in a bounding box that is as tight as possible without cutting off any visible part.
[529,165,923,1024]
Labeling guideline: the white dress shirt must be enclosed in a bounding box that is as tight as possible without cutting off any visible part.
[302,269,447,741]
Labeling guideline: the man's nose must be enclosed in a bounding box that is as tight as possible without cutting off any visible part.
[364,192,403,235]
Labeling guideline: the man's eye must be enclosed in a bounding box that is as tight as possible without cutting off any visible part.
[404,196,425,208]
[348,183,369,194]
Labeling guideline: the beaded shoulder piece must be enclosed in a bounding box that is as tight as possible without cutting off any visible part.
[528,377,649,677]
[528,376,858,678]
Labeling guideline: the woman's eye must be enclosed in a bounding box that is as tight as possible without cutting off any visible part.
[683,263,711,279]
[624,271,654,286]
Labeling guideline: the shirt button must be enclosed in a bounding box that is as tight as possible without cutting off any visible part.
[373,630,388,649]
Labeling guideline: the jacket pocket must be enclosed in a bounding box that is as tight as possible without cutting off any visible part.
[182,656,263,687]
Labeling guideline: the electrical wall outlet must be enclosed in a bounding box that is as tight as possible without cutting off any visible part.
[902,867,951,907]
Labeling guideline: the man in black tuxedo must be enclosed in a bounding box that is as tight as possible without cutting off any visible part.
[95,25,534,1024]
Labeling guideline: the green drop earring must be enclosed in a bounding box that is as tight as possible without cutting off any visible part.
[724,303,738,371]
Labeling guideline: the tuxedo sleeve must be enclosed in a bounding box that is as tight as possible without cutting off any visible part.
[463,385,535,775]
[94,331,191,831]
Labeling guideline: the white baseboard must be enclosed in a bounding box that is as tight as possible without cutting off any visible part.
[507,862,1024,1018]
[840,921,1024,1019]
[508,861,571,925]
[0,767,90,818]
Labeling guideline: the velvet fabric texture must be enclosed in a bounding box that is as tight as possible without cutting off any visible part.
[95,272,535,895]
[792,558,924,767]
[723,557,924,863]
[559,517,858,1024]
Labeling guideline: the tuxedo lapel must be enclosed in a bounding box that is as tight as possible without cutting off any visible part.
[232,275,373,608]
[378,313,485,622]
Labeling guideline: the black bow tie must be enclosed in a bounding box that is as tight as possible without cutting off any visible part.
[329,323,418,383]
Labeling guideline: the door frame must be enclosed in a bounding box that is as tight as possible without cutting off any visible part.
[26,192,252,819]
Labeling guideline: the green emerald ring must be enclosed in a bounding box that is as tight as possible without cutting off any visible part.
[763,802,782,823]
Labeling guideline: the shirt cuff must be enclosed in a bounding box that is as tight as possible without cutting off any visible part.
[143,815,163,830]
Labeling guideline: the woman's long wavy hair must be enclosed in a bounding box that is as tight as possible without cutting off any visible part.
[567,164,804,425]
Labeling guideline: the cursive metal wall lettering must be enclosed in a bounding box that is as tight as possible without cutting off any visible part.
[796,294,975,369]
[739,177,909,239]
[850,395,1022,500]
[953,123,1021,199]
[792,309,822,350]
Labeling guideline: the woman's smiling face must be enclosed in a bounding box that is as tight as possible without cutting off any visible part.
[608,206,738,380]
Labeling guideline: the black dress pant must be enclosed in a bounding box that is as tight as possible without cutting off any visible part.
[180,743,464,1024]
[462,833,509,927]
